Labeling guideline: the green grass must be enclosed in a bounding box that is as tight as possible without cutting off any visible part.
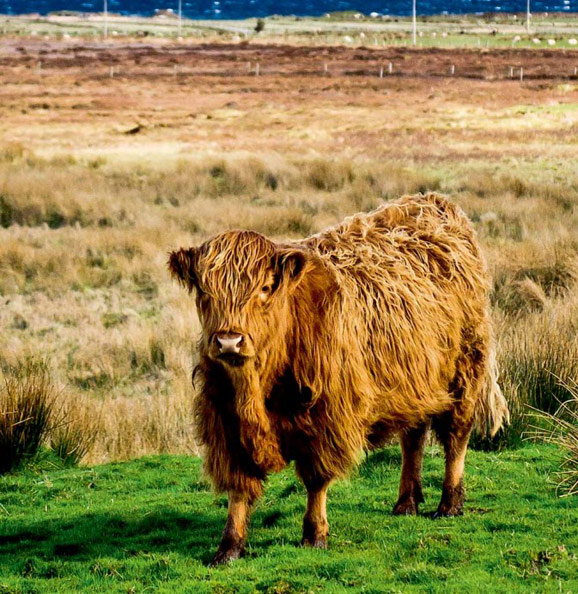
[0,444,576,592]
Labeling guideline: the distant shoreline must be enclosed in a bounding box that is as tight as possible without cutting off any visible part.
[2,10,578,18]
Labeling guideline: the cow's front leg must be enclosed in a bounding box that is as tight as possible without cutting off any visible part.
[211,491,253,566]
[301,480,331,549]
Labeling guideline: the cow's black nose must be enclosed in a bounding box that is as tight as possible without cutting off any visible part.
[215,333,244,354]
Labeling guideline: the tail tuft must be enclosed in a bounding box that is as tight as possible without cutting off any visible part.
[474,346,510,437]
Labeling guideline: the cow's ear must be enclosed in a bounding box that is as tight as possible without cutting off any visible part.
[276,248,308,285]
[168,247,198,291]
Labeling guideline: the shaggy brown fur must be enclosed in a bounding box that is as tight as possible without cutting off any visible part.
[168,193,509,564]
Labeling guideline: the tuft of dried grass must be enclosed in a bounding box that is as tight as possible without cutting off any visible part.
[0,360,57,474]
[493,277,547,315]
[491,248,578,316]
[486,293,578,449]
[529,384,578,497]
[50,393,99,466]
[513,278,548,311]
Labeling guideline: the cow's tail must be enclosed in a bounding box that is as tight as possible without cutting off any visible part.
[474,344,510,437]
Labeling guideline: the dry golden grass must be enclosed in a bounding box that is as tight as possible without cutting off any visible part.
[2,41,578,462]
[0,360,56,472]
[532,384,578,497]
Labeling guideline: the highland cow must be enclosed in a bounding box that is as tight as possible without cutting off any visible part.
[169,193,508,566]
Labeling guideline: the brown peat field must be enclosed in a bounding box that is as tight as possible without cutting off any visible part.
[0,15,578,592]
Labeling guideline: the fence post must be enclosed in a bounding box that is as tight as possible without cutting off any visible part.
[255,63,260,76]
[519,67,524,81]
[388,61,393,74]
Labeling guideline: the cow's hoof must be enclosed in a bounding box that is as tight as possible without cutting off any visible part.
[392,498,419,516]
[433,484,465,518]
[302,517,328,549]
[209,543,245,567]
[301,535,328,549]
[432,504,463,519]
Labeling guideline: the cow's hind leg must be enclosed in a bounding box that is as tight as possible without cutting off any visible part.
[393,423,428,515]
[211,490,254,566]
[432,413,472,518]
[301,479,331,549]
[432,332,486,518]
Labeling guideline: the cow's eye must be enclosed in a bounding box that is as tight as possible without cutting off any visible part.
[259,285,272,301]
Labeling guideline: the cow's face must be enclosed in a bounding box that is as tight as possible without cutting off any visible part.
[169,231,306,368]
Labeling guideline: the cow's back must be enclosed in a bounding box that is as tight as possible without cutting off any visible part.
[301,193,489,426]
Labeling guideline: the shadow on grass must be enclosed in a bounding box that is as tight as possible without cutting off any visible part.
[0,507,223,566]
[360,447,402,469]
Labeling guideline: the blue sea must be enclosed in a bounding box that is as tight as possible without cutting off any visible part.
[0,0,576,19]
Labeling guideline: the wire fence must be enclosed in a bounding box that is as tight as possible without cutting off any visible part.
[2,43,578,81]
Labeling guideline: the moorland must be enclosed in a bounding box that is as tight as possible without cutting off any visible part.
[0,14,578,591]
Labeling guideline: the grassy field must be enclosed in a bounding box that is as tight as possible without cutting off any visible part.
[0,444,576,593]
[2,13,578,50]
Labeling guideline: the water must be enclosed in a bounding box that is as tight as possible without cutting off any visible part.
[0,0,576,19]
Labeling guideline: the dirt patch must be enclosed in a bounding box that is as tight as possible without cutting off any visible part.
[1,40,577,81]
